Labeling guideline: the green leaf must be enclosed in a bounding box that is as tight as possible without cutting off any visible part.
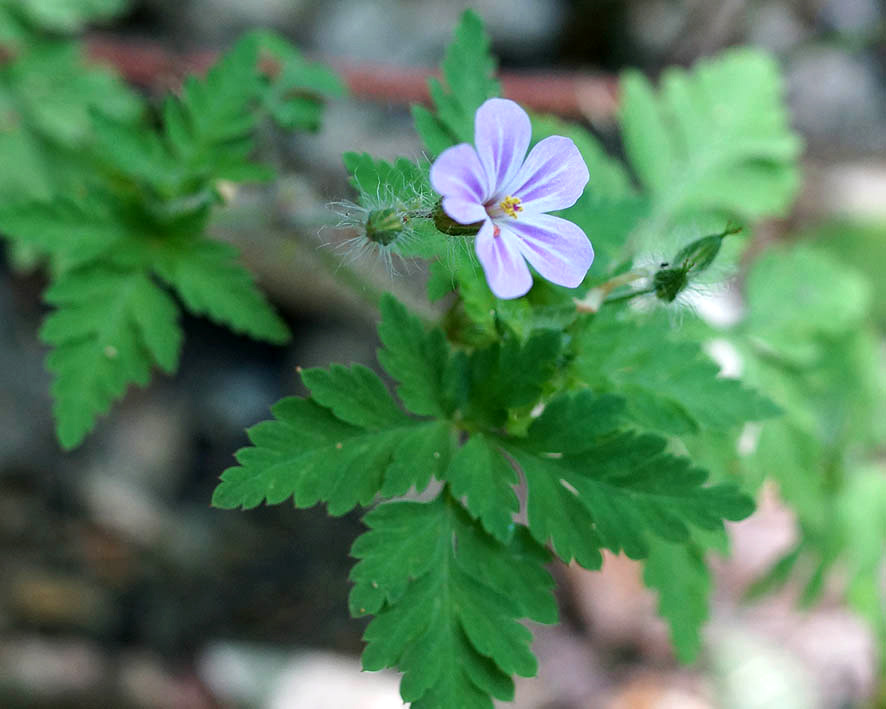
[161,34,266,184]
[620,70,674,196]
[342,152,431,209]
[464,329,562,426]
[744,421,827,528]
[214,361,455,515]
[620,49,801,228]
[809,219,886,328]
[301,363,410,429]
[213,397,385,514]
[249,30,345,132]
[380,420,454,498]
[562,193,649,279]
[573,310,779,435]
[214,397,453,515]
[351,496,556,707]
[0,125,54,203]
[0,199,125,267]
[524,391,626,454]
[743,544,804,602]
[377,294,451,418]
[16,0,127,32]
[411,104,455,157]
[89,109,174,186]
[0,39,141,208]
[743,244,872,364]
[643,539,712,663]
[836,466,886,643]
[153,238,289,344]
[9,41,142,147]
[39,266,182,449]
[510,396,754,562]
[413,9,499,155]
[445,434,518,543]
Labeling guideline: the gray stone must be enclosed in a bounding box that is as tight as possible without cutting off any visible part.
[92,394,193,499]
[266,650,402,709]
[0,636,106,698]
[80,471,175,548]
[196,641,289,706]
[197,365,280,440]
[819,0,882,33]
[747,2,811,54]
[5,568,116,633]
[787,47,886,154]
[118,651,213,709]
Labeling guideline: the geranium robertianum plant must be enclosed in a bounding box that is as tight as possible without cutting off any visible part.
[5,4,884,707]
[210,11,807,708]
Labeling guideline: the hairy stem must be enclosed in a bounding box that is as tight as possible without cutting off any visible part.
[574,270,649,313]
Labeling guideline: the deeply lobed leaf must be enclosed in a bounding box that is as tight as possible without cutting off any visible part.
[153,238,289,344]
[376,293,452,418]
[39,266,182,449]
[213,363,455,515]
[250,30,345,132]
[351,496,556,707]
[508,390,754,562]
[412,9,499,155]
[342,152,431,209]
[573,309,779,436]
[620,48,802,229]
[643,539,712,663]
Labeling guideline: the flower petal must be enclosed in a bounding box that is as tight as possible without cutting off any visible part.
[505,136,589,213]
[474,98,531,198]
[475,219,533,299]
[441,197,486,224]
[430,143,489,209]
[509,213,594,289]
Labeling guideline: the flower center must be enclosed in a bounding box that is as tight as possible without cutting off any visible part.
[499,195,523,219]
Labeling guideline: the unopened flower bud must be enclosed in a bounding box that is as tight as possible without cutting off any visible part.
[673,233,723,274]
[653,223,740,303]
[653,266,690,302]
[366,208,405,246]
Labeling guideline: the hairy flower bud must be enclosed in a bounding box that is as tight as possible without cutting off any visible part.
[365,208,405,246]
[653,223,740,302]
[652,266,691,302]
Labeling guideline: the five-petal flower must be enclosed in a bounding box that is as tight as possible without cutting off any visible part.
[430,98,594,299]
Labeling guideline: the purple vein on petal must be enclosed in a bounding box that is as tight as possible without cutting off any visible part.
[508,213,594,288]
[505,136,589,213]
[474,98,532,197]
[475,219,533,299]
[430,143,489,204]
[441,197,487,224]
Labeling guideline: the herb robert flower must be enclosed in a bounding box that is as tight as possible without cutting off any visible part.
[430,98,593,299]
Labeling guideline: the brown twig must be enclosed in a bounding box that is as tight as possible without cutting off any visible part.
[84,34,619,123]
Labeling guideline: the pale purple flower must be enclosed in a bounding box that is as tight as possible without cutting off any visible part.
[430,98,593,299]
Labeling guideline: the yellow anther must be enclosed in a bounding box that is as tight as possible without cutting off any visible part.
[499,195,523,219]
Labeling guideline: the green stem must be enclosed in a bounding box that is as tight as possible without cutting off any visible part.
[602,287,655,306]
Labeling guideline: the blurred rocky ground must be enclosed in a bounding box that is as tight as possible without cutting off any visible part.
[1,0,885,707]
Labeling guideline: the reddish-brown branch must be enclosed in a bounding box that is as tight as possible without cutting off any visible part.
[85,35,619,122]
